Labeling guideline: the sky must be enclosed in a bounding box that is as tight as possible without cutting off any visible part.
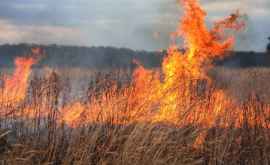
[0,0,269,52]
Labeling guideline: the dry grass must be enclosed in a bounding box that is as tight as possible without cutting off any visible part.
[211,67,270,103]
[0,67,270,165]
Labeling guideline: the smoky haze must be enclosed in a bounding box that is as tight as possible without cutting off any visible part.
[150,0,270,52]
[0,0,268,52]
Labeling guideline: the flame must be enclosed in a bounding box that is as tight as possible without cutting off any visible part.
[1,49,39,104]
[0,0,248,131]
[0,49,40,118]
[131,0,244,124]
[56,0,244,127]
[60,102,86,127]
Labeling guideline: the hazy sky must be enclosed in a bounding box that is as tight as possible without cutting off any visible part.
[0,0,269,52]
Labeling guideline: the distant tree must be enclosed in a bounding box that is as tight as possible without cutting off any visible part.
[267,37,270,53]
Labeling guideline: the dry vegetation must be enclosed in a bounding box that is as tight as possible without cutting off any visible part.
[0,0,269,164]
[211,67,270,103]
[0,67,269,165]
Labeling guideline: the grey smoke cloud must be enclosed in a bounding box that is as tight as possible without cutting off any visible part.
[0,0,268,51]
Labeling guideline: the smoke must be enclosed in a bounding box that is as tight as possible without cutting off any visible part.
[142,0,270,52]
[133,0,179,51]
[0,19,85,46]
[203,0,270,52]
[0,0,269,51]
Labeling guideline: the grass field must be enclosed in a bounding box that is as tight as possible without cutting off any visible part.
[0,66,270,165]
[0,0,266,164]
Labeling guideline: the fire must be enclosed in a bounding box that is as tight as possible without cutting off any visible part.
[56,0,244,127]
[1,49,40,104]
[132,0,244,124]
[60,102,86,127]
[0,0,247,129]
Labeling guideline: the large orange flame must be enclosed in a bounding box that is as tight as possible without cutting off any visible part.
[3,58,35,102]
[0,0,247,129]
[0,48,40,118]
[55,0,246,127]
[1,49,40,104]
[56,0,245,127]
[132,0,244,124]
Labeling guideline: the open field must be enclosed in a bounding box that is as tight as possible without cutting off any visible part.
[0,0,269,164]
[0,66,270,165]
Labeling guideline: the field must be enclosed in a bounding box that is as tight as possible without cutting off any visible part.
[0,66,269,165]
[0,0,269,164]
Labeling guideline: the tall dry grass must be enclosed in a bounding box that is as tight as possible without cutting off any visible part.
[0,67,270,165]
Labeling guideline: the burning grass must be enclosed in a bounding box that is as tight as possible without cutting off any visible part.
[0,0,270,164]
[1,65,270,164]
